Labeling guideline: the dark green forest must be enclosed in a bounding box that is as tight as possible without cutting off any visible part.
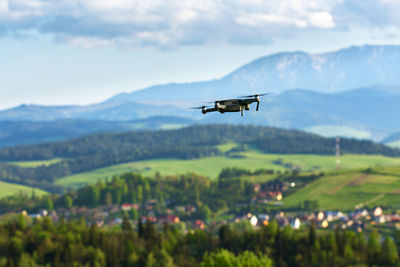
[1,213,399,267]
[0,125,398,193]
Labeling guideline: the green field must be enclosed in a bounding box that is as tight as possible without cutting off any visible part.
[6,158,62,167]
[217,142,239,153]
[283,167,400,210]
[0,181,48,198]
[6,147,400,210]
[55,150,400,188]
[305,125,372,139]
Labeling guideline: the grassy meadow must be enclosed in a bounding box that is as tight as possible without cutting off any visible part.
[284,168,400,210]
[0,181,48,198]
[6,158,63,167]
[5,142,400,209]
[55,149,400,188]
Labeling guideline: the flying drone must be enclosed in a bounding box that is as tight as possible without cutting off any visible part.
[192,93,271,116]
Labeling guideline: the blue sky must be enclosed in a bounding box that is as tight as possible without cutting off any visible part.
[1,0,400,109]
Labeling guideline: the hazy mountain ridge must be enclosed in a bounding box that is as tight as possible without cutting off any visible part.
[382,132,400,144]
[1,86,400,144]
[1,45,400,144]
[0,101,186,122]
[198,86,400,140]
[111,45,400,102]
[0,116,196,148]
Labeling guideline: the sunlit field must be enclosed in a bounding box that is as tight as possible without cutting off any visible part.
[0,181,48,198]
[55,150,400,188]
[284,167,400,210]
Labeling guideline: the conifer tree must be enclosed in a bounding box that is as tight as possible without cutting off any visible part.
[367,230,381,266]
[105,192,113,205]
[122,216,133,231]
[381,236,398,266]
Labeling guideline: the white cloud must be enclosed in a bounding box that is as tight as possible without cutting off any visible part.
[66,36,114,49]
[0,0,8,13]
[82,0,135,11]
[236,13,308,28]
[308,11,335,28]
[176,9,197,23]
[0,0,398,49]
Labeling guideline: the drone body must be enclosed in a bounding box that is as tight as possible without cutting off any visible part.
[193,94,270,116]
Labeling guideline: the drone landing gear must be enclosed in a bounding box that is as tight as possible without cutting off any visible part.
[241,106,244,116]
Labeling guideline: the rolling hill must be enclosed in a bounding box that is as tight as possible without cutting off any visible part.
[0,116,195,148]
[284,167,400,210]
[55,152,400,189]
[0,124,399,192]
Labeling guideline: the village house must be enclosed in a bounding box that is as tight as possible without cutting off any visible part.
[158,215,180,224]
[193,220,205,229]
[121,203,139,212]
[144,200,157,211]
[185,205,197,214]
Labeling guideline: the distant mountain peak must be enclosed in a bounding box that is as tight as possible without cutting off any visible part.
[2,44,400,142]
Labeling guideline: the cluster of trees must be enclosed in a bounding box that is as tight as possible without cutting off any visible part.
[0,192,55,215]
[0,124,398,192]
[0,214,399,266]
[218,167,275,179]
[0,172,255,217]
[0,170,325,218]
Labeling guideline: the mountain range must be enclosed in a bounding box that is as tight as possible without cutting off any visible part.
[110,45,400,102]
[2,44,400,146]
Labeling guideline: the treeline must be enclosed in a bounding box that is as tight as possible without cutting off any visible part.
[251,132,400,155]
[1,214,399,266]
[219,167,275,179]
[0,124,399,192]
[0,171,322,216]
[0,145,218,192]
[0,172,256,216]
[0,164,64,193]
[2,125,399,161]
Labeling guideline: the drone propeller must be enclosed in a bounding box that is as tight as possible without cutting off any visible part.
[205,100,224,104]
[239,93,272,98]
[190,105,208,114]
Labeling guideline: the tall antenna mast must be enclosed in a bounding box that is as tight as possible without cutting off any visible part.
[336,137,341,170]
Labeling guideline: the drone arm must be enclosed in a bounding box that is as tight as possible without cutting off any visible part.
[206,107,218,113]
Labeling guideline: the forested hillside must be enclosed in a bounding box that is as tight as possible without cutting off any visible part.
[1,125,398,161]
[0,124,398,192]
